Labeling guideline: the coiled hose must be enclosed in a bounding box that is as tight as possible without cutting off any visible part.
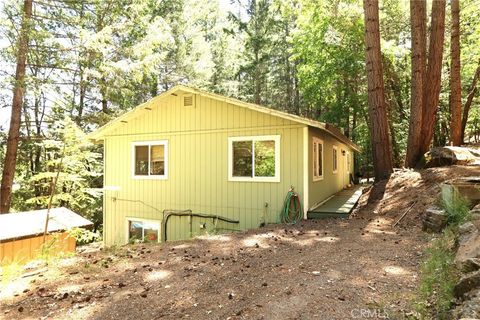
[281,187,303,224]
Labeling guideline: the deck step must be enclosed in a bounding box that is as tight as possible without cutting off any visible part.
[307,186,363,219]
[307,211,350,219]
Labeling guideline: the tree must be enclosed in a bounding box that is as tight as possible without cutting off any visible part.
[0,0,33,213]
[405,0,426,167]
[362,0,392,180]
[461,60,480,142]
[449,0,462,146]
[419,0,446,155]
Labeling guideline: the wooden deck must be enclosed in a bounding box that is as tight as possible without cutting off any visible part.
[307,185,363,219]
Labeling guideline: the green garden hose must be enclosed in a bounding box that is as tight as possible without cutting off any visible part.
[281,187,303,224]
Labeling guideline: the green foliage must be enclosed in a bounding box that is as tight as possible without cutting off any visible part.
[68,227,101,245]
[440,191,471,226]
[11,117,103,228]
[415,228,458,319]
[0,260,23,285]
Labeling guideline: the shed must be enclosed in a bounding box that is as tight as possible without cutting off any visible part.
[0,207,93,263]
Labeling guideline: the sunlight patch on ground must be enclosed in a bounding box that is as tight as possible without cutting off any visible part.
[57,283,84,293]
[145,269,172,282]
[172,244,192,250]
[363,217,396,235]
[383,265,410,276]
[0,283,26,301]
[57,256,81,267]
[197,234,232,242]
[315,236,340,243]
[242,234,271,248]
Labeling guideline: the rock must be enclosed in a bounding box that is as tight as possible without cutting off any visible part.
[462,258,480,273]
[422,208,447,233]
[456,231,480,267]
[460,222,477,235]
[451,289,480,319]
[454,270,480,298]
[470,212,480,222]
[424,146,480,168]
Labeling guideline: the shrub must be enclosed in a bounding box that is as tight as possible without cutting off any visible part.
[440,190,470,227]
[415,228,459,319]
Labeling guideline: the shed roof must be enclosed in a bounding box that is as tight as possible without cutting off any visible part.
[0,207,93,242]
[88,85,361,152]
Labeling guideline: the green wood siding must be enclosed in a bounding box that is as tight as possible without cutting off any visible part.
[307,127,355,209]
[103,93,305,245]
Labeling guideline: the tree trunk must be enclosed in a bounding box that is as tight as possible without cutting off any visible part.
[419,0,446,155]
[405,0,427,167]
[461,60,480,142]
[449,0,462,146]
[363,0,393,181]
[0,0,33,213]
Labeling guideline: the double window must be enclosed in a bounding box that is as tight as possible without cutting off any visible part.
[132,141,168,179]
[228,135,280,182]
[313,137,323,181]
[333,146,338,174]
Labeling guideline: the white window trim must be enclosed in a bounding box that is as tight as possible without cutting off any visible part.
[312,137,324,182]
[333,145,338,174]
[125,217,161,244]
[131,140,168,180]
[346,150,351,174]
[228,135,281,183]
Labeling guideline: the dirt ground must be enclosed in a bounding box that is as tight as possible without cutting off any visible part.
[0,165,478,320]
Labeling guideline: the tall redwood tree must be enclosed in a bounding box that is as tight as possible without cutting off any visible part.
[405,0,427,167]
[363,0,393,180]
[419,0,446,155]
[449,0,462,146]
[0,0,33,213]
[461,60,480,142]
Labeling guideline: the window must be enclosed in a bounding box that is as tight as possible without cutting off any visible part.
[132,141,168,179]
[127,219,160,243]
[333,146,338,174]
[312,137,323,181]
[346,151,351,173]
[228,135,280,182]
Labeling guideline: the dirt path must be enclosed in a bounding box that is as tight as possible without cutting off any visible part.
[1,214,426,319]
[1,166,477,320]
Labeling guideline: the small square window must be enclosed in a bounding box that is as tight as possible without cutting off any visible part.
[228,135,280,182]
[132,141,168,179]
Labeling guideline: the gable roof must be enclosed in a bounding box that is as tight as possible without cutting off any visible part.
[0,207,93,242]
[88,85,361,152]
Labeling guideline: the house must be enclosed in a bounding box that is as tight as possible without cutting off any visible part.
[89,85,360,246]
[0,207,93,263]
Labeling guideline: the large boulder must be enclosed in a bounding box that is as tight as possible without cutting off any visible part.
[422,207,447,233]
[454,270,480,298]
[424,146,480,168]
[456,220,480,271]
[451,289,480,319]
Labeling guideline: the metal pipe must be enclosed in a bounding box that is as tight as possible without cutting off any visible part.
[162,210,239,241]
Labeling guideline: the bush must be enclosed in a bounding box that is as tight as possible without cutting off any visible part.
[440,191,470,227]
[415,228,459,319]
[68,227,100,245]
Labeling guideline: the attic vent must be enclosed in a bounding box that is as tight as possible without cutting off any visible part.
[183,94,194,107]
